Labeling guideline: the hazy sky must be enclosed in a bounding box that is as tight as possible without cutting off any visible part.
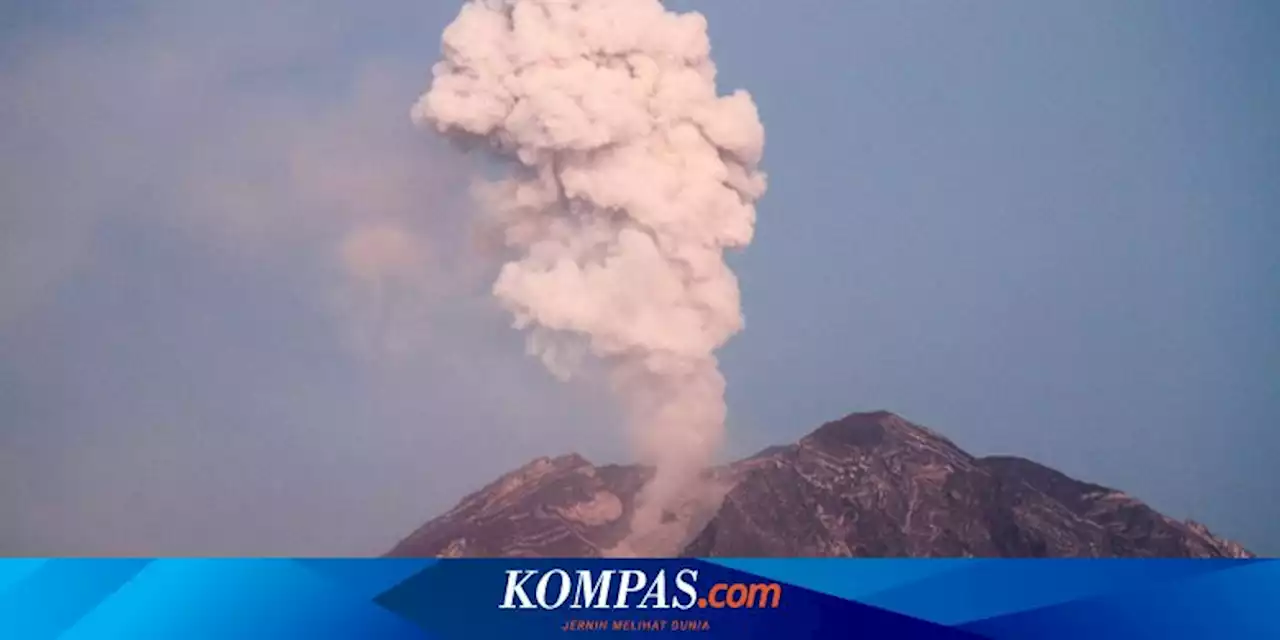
[2,1,1276,556]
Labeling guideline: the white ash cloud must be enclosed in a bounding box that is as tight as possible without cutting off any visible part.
[414,0,767,538]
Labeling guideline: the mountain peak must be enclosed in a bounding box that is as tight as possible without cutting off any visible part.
[803,411,895,447]
[801,410,967,454]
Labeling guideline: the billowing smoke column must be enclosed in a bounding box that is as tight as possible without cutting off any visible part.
[413,0,766,546]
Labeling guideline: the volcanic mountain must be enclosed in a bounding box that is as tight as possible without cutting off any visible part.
[387,411,1251,558]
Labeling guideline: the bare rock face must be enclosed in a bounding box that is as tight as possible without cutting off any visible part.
[388,412,1252,559]
[684,412,1250,558]
[387,454,648,557]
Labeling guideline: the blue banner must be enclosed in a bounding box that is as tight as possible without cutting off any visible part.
[0,558,1275,639]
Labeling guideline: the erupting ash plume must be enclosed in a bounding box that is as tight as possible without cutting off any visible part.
[413,0,766,550]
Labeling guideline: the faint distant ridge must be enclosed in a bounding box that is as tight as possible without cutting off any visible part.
[388,411,1252,559]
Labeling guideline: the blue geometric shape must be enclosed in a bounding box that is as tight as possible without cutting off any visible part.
[0,559,49,597]
[858,558,1244,625]
[0,558,151,640]
[375,558,985,640]
[961,560,1280,640]
[58,559,432,640]
[293,559,439,599]
[0,558,1272,639]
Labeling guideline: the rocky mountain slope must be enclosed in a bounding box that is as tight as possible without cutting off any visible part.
[387,411,1251,558]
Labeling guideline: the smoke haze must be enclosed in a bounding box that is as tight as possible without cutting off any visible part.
[0,0,623,555]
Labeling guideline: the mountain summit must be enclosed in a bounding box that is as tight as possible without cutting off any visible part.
[388,411,1251,558]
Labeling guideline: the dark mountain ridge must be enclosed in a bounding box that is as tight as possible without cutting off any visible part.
[388,411,1251,558]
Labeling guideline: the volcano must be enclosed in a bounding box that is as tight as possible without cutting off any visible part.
[388,411,1251,558]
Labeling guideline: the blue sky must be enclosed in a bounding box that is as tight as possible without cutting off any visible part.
[1,1,1276,555]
